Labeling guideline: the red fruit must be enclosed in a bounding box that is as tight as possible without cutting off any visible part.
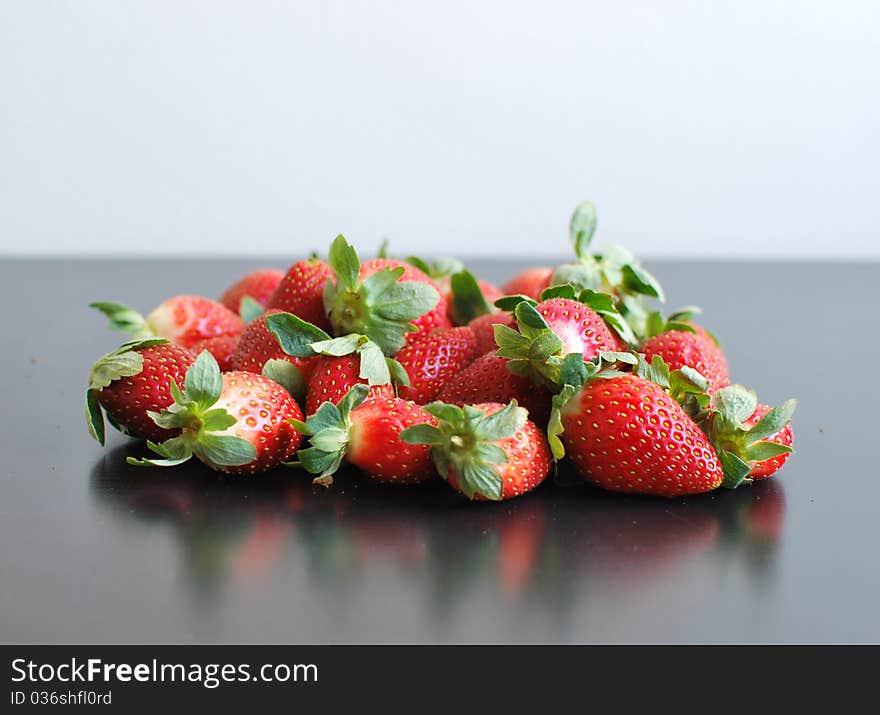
[220,269,284,315]
[189,334,240,371]
[560,374,725,496]
[642,327,729,393]
[359,258,452,345]
[296,386,438,485]
[305,354,394,415]
[469,312,517,355]
[501,267,553,299]
[395,327,481,404]
[744,404,794,479]
[86,339,197,444]
[266,258,334,331]
[435,353,552,425]
[206,371,305,474]
[129,352,304,475]
[536,297,626,357]
[400,401,552,501]
[147,295,245,348]
[231,309,316,380]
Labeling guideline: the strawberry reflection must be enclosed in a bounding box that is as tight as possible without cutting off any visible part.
[90,445,787,623]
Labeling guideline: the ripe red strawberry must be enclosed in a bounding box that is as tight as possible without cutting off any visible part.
[219,269,284,316]
[129,351,304,475]
[86,338,196,445]
[231,309,317,382]
[641,328,729,394]
[550,356,796,496]
[295,385,437,485]
[395,326,481,404]
[306,354,395,415]
[265,257,334,331]
[469,311,516,355]
[401,401,552,501]
[493,294,629,392]
[641,309,729,393]
[743,404,794,479]
[91,296,245,371]
[435,353,552,425]
[559,373,725,496]
[502,267,553,300]
[322,236,445,355]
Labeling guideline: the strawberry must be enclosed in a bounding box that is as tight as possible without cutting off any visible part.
[549,354,796,496]
[641,308,729,393]
[543,200,666,339]
[468,311,517,355]
[493,292,630,392]
[91,296,245,370]
[401,401,552,501]
[435,353,552,425]
[231,309,317,384]
[266,257,334,331]
[557,371,725,496]
[294,385,437,486]
[502,267,553,300]
[322,236,445,355]
[219,269,284,318]
[129,351,304,475]
[704,385,797,485]
[743,405,793,480]
[85,338,196,445]
[263,312,408,414]
[395,326,481,404]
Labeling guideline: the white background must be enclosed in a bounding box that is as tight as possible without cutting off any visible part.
[1,1,877,259]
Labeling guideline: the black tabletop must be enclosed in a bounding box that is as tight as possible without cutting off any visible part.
[1,257,876,644]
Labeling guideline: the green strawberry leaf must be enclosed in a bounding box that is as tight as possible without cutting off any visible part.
[539,284,578,301]
[714,385,759,426]
[569,200,598,259]
[310,426,350,453]
[399,423,444,445]
[85,389,106,445]
[196,434,258,467]
[746,399,797,443]
[621,263,665,301]
[514,301,551,332]
[460,462,503,501]
[310,334,363,356]
[494,295,536,312]
[357,341,392,385]
[127,437,194,468]
[90,301,152,338]
[201,408,237,432]
[386,357,411,388]
[262,359,305,400]
[239,295,264,323]
[746,441,793,461]
[473,401,526,442]
[185,351,223,411]
[266,312,332,358]
[373,280,439,322]
[450,270,491,324]
[719,449,753,489]
[328,234,360,291]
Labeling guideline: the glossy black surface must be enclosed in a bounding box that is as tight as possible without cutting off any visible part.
[1,258,877,643]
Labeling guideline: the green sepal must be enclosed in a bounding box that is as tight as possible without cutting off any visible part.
[128,438,194,468]
[328,234,360,291]
[578,289,638,345]
[450,270,492,324]
[87,338,169,391]
[386,358,411,388]
[719,450,753,489]
[90,301,152,338]
[262,359,305,400]
[746,441,793,461]
[494,295,537,312]
[308,333,400,387]
[198,434,258,466]
[747,399,797,443]
[239,295,264,323]
[405,256,465,280]
[621,263,665,301]
[569,200,598,259]
[547,385,578,460]
[185,351,223,410]
[266,312,332,358]
[85,389,106,445]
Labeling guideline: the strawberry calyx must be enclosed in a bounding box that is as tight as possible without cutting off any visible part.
[322,235,440,356]
[85,337,171,445]
[703,385,797,489]
[238,295,264,323]
[126,351,257,469]
[261,359,306,401]
[405,256,465,280]
[641,305,724,347]
[265,312,409,389]
[289,384,371,486]
[449,270,494,325]
[399,401,527,501]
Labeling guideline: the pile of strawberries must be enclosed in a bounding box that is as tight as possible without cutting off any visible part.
[85,201,795,499]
